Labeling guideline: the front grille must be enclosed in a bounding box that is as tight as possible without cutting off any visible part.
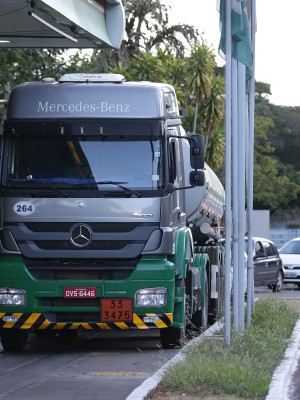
[40,297,100,307]
[24,257,140,280]
[24,222,144,233]
[45,312,101,323]
[5,221,160,259]
[35,240,132,251]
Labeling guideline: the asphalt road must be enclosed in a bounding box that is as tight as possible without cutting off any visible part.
[255,283,300,298]
[0,329,178,400]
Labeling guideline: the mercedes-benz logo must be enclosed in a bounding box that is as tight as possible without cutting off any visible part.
[69,224,92,248]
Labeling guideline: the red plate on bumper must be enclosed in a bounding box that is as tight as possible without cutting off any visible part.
[101,298,132,322]
[64,287,97,298]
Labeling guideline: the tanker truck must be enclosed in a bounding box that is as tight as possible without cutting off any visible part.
[0,73,225,351]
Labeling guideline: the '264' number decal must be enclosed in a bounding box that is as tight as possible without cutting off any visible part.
[13,201,35,216]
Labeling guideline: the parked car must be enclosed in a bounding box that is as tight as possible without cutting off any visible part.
[279,237,300,288]
[219,238,248,294]
[245,237,284,292]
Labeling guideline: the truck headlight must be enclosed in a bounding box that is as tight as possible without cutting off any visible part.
[135,288,167,307]
[0,288,26,305]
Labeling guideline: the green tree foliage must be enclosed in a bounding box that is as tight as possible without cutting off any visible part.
[128,52,164,81]
[0,49,68,92]
[186,43,215,133]
[205,127,225,171]
[254,81,300,212]
[253,115,300,211]
[255,81,271,100]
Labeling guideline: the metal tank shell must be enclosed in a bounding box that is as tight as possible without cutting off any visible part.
[182,139,225,242]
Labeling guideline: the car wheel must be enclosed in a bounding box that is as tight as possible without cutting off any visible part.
[272,271,284,292]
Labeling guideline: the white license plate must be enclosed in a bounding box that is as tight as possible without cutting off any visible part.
[285,271,298,278]
[64,287,97,298]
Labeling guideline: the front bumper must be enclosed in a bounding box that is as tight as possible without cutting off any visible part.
[0,312,173,330]
[284,270,300,283]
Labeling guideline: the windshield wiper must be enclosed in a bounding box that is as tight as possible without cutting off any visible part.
[10,180,69,197]
[39,182,69,197]
[7,178,142,198]
[79,180,142,198]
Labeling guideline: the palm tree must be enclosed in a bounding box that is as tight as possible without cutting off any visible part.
[123,0,199,58]
[160,53,188,108]
[107,62,130,79]
[203,75,225,151]
[186,44,215,133]
[130,53,164,81]
[205,127,225,170]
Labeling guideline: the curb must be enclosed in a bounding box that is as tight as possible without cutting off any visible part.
[266,318,300,400]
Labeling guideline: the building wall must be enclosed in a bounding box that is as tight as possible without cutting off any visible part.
[252,210,270,239]
[270,212,300,248]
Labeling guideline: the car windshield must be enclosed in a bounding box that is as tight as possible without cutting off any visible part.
[1,134,164,191]
[279,241,300,254]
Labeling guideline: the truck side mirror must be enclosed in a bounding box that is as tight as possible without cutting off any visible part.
[189,170,205,186]
[188,134,205,170]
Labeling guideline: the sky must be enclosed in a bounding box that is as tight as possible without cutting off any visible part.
[164,0,300,107]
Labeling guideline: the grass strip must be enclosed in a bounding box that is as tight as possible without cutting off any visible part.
[159,299,299,398]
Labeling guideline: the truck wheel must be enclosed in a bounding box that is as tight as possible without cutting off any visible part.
[208,268,224,325]
[191,272,208,331]
[160,326,185,349]
[0,328,28,351]
[160,293,188,349]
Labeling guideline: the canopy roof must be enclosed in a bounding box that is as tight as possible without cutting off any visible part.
[0,0,125,49]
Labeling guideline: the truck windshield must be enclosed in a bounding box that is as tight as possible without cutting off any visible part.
[1,134,164,191]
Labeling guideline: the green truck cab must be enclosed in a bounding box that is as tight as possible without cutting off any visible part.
[0,74,225,351]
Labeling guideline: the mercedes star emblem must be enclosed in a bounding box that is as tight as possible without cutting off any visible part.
[69,224,93,248]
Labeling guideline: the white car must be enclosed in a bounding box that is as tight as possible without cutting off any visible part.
[279,237,300,288]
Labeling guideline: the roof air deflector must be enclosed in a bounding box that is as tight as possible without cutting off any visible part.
[59,73,126,83]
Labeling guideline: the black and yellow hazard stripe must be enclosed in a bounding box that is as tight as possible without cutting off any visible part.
[0,312,173,330]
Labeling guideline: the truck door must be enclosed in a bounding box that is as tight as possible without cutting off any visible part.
[168,136,184,228]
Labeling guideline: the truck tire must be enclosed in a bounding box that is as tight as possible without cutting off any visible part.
[160,293,188,349]
[191,272,208,331]
[208,267,225,325]
[160,326,185,349]
[0,328,28,351]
